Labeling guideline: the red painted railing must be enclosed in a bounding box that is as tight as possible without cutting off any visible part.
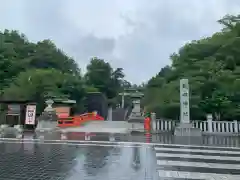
[58,112,104,128]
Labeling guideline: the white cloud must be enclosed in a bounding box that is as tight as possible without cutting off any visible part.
[1,0,240,83]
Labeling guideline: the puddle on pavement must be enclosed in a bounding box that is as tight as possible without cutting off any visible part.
[0,142,159,180]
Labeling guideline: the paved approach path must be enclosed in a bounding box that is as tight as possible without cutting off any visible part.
[154,143,240,180]
[0,132,240,179]
[0,139,158,180]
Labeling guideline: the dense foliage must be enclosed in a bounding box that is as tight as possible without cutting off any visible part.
[143,15,240,121]
[0,30,129,114]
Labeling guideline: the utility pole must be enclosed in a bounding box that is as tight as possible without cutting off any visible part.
[121,92,125,108]
[119,91,130,108]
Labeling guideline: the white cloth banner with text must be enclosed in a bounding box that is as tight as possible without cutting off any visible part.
[25,105,36,125]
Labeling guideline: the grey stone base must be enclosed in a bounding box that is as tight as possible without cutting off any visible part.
[35,121,58,132]
[0,126,23,138]
[174,123,202,137]
[128,117,144,123]
[129,122,144,132]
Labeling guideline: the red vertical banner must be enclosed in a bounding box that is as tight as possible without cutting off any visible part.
[144,117,151,143]
[144,117,151,131]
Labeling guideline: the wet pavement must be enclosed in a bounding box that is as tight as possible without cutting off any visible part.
[0,132,240,180]
[0,140,158,180]
[155,144,240,179]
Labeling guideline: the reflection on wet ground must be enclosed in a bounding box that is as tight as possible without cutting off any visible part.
[0,131,240,179]
[0,140,158,180]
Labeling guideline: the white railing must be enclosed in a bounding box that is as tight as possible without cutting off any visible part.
[151,134,240,147]
[152,118,240,135]
[153,119,177,132]
[192,121,208,132]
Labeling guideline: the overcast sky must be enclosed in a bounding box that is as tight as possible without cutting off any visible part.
[1,0,240,84]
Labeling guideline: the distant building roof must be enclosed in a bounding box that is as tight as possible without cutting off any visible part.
[61,100,76,104]
[0,99,36,104]
[53,99,76,104]
[87,92,101,94]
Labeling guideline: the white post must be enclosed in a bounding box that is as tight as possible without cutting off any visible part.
[61,132,67,140]
[109,133,115,141]
[121,93,125,108]
[207,114,213,133]
[151,112,156,132]
[229,122,234,133]
[234,120,238,133]
[180,79,190,124]
[85,132,90,141]
[108,107,113,121]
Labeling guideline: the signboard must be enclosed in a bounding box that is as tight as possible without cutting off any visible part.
[7,104,20,115]
[54,107,70,118]
[25,105,36,125]
[180,79,190,123]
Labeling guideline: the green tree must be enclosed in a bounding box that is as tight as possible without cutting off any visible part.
[85,57,125,100]
[2,69,84,114]
[143,15,240,120]
[0,30,127,114]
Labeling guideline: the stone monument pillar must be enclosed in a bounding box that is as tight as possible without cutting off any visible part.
[129,99,144,132]
[174,79,202,137]
[35,99,58,133]
[131,100,141,117]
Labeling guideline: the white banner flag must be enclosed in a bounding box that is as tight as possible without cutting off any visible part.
[25,105,36,125]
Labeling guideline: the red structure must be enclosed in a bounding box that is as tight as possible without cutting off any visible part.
[57,112,104,128]
[145,131,151,143]
[57,92,107,128]
[144,116,151,143]
[144,117,151,131]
